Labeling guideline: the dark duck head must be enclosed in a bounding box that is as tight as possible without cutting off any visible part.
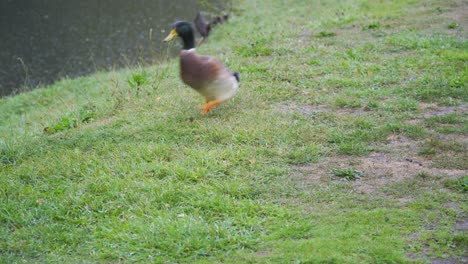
[163,21,195,50]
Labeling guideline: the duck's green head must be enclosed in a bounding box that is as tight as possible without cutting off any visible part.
[164,21,195,50]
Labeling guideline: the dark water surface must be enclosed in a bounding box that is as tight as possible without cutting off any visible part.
[0,0,225,97]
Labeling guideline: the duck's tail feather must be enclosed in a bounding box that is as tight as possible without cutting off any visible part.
[233,72,240,82]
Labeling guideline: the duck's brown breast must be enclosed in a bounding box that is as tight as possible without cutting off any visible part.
[180,50,222,90]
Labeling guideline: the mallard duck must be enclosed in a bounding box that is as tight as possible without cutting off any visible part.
[211,13,229,25]
[194,11,211,41]
[164,21,239,114]
[194,11,230,45]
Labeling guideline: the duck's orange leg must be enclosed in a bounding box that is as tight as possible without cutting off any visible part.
[201,99,223,114]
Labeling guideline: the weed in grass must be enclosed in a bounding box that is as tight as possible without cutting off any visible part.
[127,70,148,94]
[79,105,97,123]
[317,31,336,37]
[447,22,458,29]
[434,7,444,13]
[452,233,468,249]
[331,167,364,180]
[443,176,468,193]
[362,22,381,31]
[44,115,79,134]
[44,105,97,134]
[345,48,363,60]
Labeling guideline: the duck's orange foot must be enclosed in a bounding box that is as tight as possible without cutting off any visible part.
[201,99,222,114]
[201,106,211,114]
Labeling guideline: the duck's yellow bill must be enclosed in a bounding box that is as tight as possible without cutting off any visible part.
[164,29,178,42]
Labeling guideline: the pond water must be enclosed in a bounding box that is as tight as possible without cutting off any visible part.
[0,0,227,97]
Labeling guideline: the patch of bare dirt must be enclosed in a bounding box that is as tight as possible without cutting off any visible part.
[277,103,329,115]
[287,101,466,194]
[454,219,468,233]
[255,250,272,257]
[431,257,468,264]
[407,245,467,264]
[298,29,313,41]
[277,103,368,116]
[439,0,468,34]
[406,216,468,264]
[439,133,468,144]
[408,103,468,125]
[294,134,466,194]
[420,106,465,119]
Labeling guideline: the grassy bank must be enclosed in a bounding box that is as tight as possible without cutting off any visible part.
[1,0,467,262]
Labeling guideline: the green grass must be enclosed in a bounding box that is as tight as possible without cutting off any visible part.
[1,0,467,262]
